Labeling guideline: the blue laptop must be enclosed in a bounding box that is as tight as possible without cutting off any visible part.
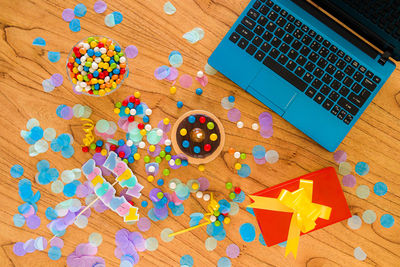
[209,0,399,151]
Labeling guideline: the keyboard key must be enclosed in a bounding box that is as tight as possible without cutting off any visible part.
[305,62,315,72]
[247,9,260,20]
[262,56,308,91]
[343,77,353,87]
[273,4,281,12]
[236,24,255,40]
[343,114,353,124]
[268,11,278,21]
[285,23,295,33]
[283,34,294,44]
[331,80,341,90]
[293,29,304,39]
[280,9,288,17]
[252,36,263,46]
[348,92,366,107]
[287,15,295,22]
[276,17,287,27]
[266,0,274,7]
[279,43,290,53]
[271,37,281,47]
[309,30,316,37]
[238,38,249,49]
[305,87,317,98]
[360,89,371,99]
[278,54,289,65]
[288,49,298,59]
[296,55,307,66]
[326,64,336,75]
[336,59,346,69]
[260,5,270,15]
[373,76,381,84]
[366,71,374,79]
[362,78,377,91]
[331,105,340,115]
[304,72,314,83]
[300,46,311,56]
[312,79,322,89]
[352,83,362,94]
[334,70,345,81]
[319,47,329,57]
[229,32,240,43]
[323,40,331,47]
[258,16,268,26]
[301,25,310,32]
[253,1,262,9]
[291,40,301,50]
[301,35,312,45]
[322,74,333,84]
[327,53,338,63]
[246,44,257,55]
[344,65,355,76]
[266,22,277,32]
[269,48,279,58]
[262,31,273,41]
[313,68,324,78]
[338,97,359,115]
[338,110,347,120]
[317,58,328,68]
[295,19,302,27]
[295,66,305,77]
[329,91,340,101]
[287,60,297,71]
[275,28,285,38]
[261,42,271,52]
[316,35,324,42]
[359,65,367,73]
[254,50,266,61]
[321,85,331,95]
[323,99,334,110]
[330,45,338,52]
[337,50,345,57]
[344,55,352,63]
[339,86,350,97]
[242,17,256,30]
[308,52,319,63]
[351,60,359,68]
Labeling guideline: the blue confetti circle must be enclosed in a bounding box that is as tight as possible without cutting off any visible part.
[10,165,24,178]
[69,18,81,32]
[180,254,194,267]
[47,51,60,63]
[380,214,394,228]
[239,223,256,242]
[48,246,62,260]
[252,145,266,159]
[217,257,231,267]
[237,164,251,178]
[74,3,87,17]
[373,182,388,196]
[355,162,369,176]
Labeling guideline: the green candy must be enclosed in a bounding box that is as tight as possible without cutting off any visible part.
[165,154,172,161]
[159,151,166,158]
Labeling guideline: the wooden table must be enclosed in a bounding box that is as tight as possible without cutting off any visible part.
[0,0,399,266]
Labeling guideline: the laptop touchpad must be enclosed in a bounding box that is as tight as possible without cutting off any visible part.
[249,68,297,112]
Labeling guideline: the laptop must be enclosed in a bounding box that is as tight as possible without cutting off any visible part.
[208,0,399,152]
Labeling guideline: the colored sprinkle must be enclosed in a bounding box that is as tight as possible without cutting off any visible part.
[356,185,370,199]
[380,214,394,228]
[239,223,255,242]
[373,182,388,196]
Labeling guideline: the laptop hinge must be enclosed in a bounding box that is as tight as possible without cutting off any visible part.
[378,51,391,66]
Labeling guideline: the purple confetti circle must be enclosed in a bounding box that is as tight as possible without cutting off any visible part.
[197,177,210,191]
[260,127,273,138]
[154,66,170,80]
[62,8,75,22]
[125,45,138,59]
[334,150,347,163]
[342,174,356,188]
[227,108,241,122]
[26,214,41,229]
[50,237,64,249]
[226,244,240,258]
[137,217,151,232]
[94,0,107,13]
[50,73,63,87]
[13,242,26,256]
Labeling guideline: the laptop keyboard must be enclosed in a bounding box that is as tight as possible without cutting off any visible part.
[229,0,382,125]
[342,0,400,39]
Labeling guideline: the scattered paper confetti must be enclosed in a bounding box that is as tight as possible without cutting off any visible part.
[265,149,279,164]
[180,254,194,267]
[355,162,369,176]
[183,27,204,44]
[217,257,231,267]
[74,3,87,17]
[227,108,241,122]
[342,174,356,187]
[205,237,217,251]
[239,223,255,242]
[362,210,376,224]
[179,74,193,88]
[356,185,370,199]
[169,51,183,68]
[354,247,367,261]
[237,164,251,178]
[105,11,123,27]
[48,52,60,63]
[373,182,388,196]
[205,63,218,75]
[226,244,240,258]
[338,162,352,176]
[125,45,138,59]
[347,215,362,230]
[94,0,107,13]
[380,214,394,228]
[160,228,174,242]
[334,150,347,163]
[69,19,81,32]
[10,164,24,178]
[137,217,151,232]
[62,8,75,22]
[89,232,103,247]
[32,37,46,46]
[164,1,176,15]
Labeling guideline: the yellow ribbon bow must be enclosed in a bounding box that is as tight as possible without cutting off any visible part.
[248,179,331,259]
[81,118,95,146]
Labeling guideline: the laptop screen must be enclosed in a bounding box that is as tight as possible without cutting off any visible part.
[313,0,400,61]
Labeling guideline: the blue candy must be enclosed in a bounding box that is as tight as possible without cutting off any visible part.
[177,101,183,108]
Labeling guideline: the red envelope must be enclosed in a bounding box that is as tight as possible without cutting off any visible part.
[251,167,351,246]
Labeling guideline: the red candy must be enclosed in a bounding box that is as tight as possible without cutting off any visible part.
[82,146,89,152]
[95,147,102,153]
[128,116,135,122]
[138,123,144,130]
[134,99,140,105]
[204,144,211,151]
[110,145,117,151]
[234,187,241,194]
[122,100,128,106]
[119,151,125,158]
[199,116,206,123]
[129,96,136,103]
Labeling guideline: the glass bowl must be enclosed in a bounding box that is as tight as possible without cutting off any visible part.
[66,35,129,97]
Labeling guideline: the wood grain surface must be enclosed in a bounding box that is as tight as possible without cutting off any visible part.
[0,0,399,266]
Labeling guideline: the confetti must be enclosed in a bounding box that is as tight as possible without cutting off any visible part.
[48,52,60,63]
[355,162,369,176]
[69,19,81,32]
[160,228,174,242]
[10,164,24,178]
[137,217,151,232]
[94,0,107,13]
[180,254,194,267]
[32,37,46,46]
[48,246,62,260]
[179,74,193,88]
[362,210,376,224]
[169,51,183,68]
[125,45,138,59]
[356,185,370,199]
[380,214,394,228]
[221,97,235,110]
[205,63,218,75]
[239,223,255,242]
[342,174,356,187]
[164,1,176,15]
[347,215,362,229]
[105,11,123,27]
[265,149,279,164]
[218,257,231,267]
[13,214,25,227]
[227,108,241,122]
[237,164,251,178]
[89,233,103,247]
[333,150,347,163]
[74,3,87,17]
[62,8,75,22]
[226,244,240,258]
[205,237,217,251]
[145,237,158,251]
[13,242,26,256]
[183,27,205,44]
[50,73,63,87]
[354,247,367,261]
[373,182,387,196]
[338,162,352,176]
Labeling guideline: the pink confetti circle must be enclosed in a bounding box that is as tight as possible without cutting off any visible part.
[334,150,347,163]
[260,127,273,138]
[125,45,138,59]
[342,174,356,187]
[226,244,240,258]
[227,108,241,122]
[179,74,193,88]
[137,217,151,232]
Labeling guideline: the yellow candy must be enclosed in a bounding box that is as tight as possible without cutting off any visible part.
[133,153,140,160]
[198,165,205,171]
[169,86,177,94]
[163,118,170,125]
[114,108,120,114]
[104,57,110,62]
[107,68,112,73]
[101,149,107,156]
[77,75,83,81]
[98,62,104,68]
[147,175,154,182]
[87,57,93,63]
[73,62,79,67]
[134,91,141,98]
[180,128,187,136]
[99,90,106,96]
[90,41,97,48]
[234,163,242,170]
[113,51,117,55]
[105,88,111,93]
[100,38,107,43]
[112,82,117,88]
[91,78,98,84]
[98,79,104,84]
[103,63,109,69]
[72,67,79,74]
[109,44,115,51]
[125,107,130,114]
[210,133,218,141]
[224,217,231,224]
[101,54,106,59]
[149,145,156,152]
[140,129,147,136]
[72,78,77,84]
